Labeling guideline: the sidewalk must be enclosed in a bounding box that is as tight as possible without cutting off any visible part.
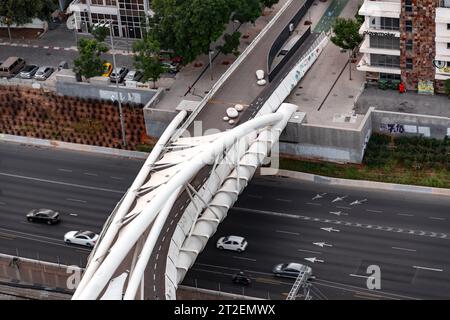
[152,0,290,111]
[285,0,365,128]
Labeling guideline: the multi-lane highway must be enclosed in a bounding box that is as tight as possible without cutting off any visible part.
[1,141,449,300]
[0,142,142,266]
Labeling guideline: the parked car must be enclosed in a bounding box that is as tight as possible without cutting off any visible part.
[216,235,248,253]
[162,62,180,74]
[0,57,26,78]
[110,67,129,83]
[64,230,99,247]
[124,70,143,82]
[255,69,266,86]
[58,61,69,70]
[26,208,60,225]
[19,65,39,79]
[34,66,54,80]
[102,62,113,77]
[272,262,312,279]
[232,272,251,286]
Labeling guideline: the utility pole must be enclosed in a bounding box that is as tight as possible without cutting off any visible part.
[104,21,127,147]
[348,49,352,81]
[208,48,214,81]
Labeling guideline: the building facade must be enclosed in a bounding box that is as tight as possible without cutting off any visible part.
[68,0,154,38]
[357,0,450,93]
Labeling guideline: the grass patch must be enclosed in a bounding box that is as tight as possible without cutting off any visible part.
[279,133,450,188]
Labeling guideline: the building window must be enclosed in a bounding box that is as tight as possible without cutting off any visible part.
[447,23,450,30]
[373,17,400,31]
[406,39,413,51]
[447,43,450,49]
[380,73,401,81]
[405,20,412,32]
[406,58,413,70]
[370,35,400,50]
[405,0,413,12]
[370,54,400,68]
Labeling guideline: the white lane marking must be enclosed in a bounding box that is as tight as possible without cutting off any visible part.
[330,211,347,216]
[43,46,49,49]
[110,176,123,180]
[313,242,332,248]
[350,199,367,206]
[397,213,414,217]
[58,168,73,173]
[336,206,351,210]
[366,209,382,213]
[429,217,446,221]
[332,196,347,203]
[276,230,300,236]
[312,193,327,200]
[413,266,443,272]
[306,202,321,206]
[232,207,449,239]
[232,256,256,262]
[276,198,292,202]
[69,213,78,217]
[305,257,324,263]
[320,227,340,233]
[392,246,416,252]
[349,274,370,279]
[54,47,60,50]
[83,172,98,177]
[0,172,124,194]
[298,248,322,254]
[66,198,87,203]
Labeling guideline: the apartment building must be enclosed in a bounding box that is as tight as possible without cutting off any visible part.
[357,0,450,93]
[68,0,154,38]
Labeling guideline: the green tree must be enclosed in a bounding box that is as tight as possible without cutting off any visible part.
[217,31,241,56]
[231,0,261,24]
[330,18,363,80]
[0,0,55,40]
[73,38,108,79]
[133,33,165,88]
[90,25,110,42]
[444,79,450,98]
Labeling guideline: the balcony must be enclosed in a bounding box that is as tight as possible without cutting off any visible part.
[359,1,401,18]
[357,53,401,74]
[359,36,400,56]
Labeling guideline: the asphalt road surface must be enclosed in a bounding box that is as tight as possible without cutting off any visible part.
[1,142,449,300]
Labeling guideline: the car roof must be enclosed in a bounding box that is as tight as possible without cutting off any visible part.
[36,208,55,214]
[224,235,245,242]
[285,263,305,271]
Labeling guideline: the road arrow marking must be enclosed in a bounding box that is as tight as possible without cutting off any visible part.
[331,195,347,203]
[350,199,367,206]
[330,211,348,216]
[312,193,327,200]
[320,227,340,233]
[313,242,333,248]
[305,257,324,263]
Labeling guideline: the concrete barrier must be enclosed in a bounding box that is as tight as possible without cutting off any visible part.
[0,133,149,159]
[261,168,450,196]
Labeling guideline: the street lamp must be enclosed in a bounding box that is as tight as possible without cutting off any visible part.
[208,49,214,81]
[95,21,127,147]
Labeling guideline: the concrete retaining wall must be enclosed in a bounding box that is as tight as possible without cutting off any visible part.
[0,253,77,296]
[143,88,178,137]
[371,110,450,139]
[56,81,157,105]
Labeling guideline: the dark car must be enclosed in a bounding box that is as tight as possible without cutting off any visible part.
[272,263,312,279]
[232,272,251,286]
[26,208,60,225]
[110,67,129,83]
[19,65,39,79]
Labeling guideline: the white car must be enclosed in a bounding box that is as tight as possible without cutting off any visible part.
[255,69,267,86]
[64,230,99,247]
[216,235,248,253]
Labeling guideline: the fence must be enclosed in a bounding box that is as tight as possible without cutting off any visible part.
[267,0,315,80]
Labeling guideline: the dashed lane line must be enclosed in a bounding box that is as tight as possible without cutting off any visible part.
[232,207,450,240]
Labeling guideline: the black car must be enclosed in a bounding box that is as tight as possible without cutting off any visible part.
[232,272,251,286]
[26,208,60,225]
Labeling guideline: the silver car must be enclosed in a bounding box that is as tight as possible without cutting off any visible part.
[110,67,129,83]
[34,66,54,81]
[19,65,39,79]
[124,70,143,82]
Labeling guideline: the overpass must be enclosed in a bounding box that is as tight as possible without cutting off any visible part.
[72,0,329,300]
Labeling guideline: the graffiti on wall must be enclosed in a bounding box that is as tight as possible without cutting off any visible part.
[380,123,404,133]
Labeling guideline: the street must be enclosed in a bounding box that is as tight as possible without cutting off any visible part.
[0,142,449,299]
